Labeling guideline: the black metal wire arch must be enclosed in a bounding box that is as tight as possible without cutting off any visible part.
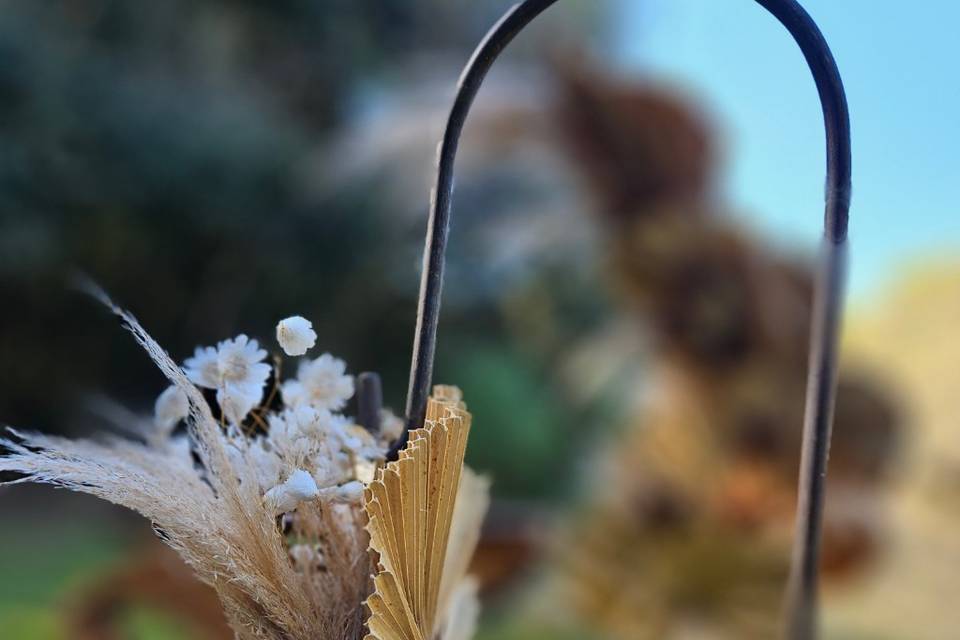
[392,2,851,638]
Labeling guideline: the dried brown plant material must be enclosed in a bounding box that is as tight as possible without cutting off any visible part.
[557,61,715,220]
[363,389,489,640]
[555,60,900,491]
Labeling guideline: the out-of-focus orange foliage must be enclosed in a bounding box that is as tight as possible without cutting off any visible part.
[66,543,231,640]
[521,61,903,638]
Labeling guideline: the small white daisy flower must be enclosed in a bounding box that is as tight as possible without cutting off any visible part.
[184,335,271,423]
[281,353,354,411]
[265,406,332,469]
[216,335,271,387]
[154,385,189,431]
[276,315,317,357]
[183,346,219,388]
[264,468,319,515]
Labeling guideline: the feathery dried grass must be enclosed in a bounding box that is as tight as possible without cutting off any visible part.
[0,290,369,639]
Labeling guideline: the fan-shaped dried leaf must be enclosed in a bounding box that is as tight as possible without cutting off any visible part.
[363,388,488,640]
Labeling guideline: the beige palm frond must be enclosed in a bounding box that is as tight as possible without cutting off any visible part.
[363,386,489,640]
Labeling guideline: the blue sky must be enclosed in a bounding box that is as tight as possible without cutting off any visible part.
[612,0,959,299]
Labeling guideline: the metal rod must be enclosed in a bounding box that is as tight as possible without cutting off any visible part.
[394,0,558,458]
[356,372,383,434]
[750,3,851,637]
[397,4,852,638]
[785,240,847,639]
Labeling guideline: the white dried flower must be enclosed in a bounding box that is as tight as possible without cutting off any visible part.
[266,406,329,470]
[216,390,258,426]
[264,468,319,515]
[335,423,383,460]
[281,353,354,411]
[289,405,325,437]
[335,480,364,503]
[166,434,195,469]
[247,438,283,492]
[183,345,219,388]
[318,480,364,504]
[184,335,271,424]
[379,409,405,443]
[154,385,189,431]
[276,315,317,357]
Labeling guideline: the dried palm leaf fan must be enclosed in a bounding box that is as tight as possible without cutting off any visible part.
[391,1,851,639]
[365,387,488,640]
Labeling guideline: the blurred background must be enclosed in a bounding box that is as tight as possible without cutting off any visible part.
[1,0,957,638]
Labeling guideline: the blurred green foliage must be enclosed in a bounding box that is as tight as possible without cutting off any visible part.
[0,518,127,638]
[0,0,616,501]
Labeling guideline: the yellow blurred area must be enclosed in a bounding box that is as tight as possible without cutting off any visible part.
[824,260,960,637]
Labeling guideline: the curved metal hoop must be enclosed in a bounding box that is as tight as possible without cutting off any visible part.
[396,2,851,638]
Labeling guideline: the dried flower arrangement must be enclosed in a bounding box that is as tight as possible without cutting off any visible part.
[0,288,488,640]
